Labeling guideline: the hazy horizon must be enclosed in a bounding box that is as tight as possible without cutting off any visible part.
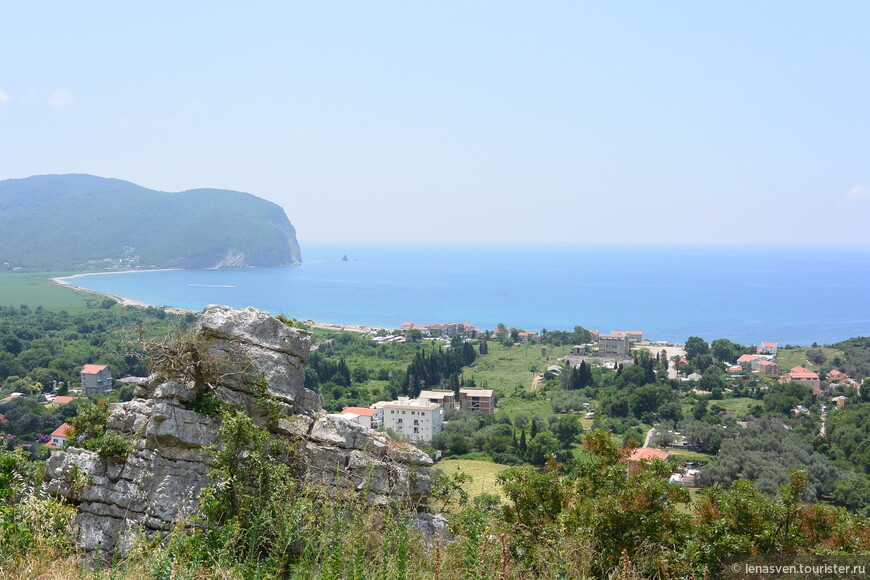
[2,2,869,246]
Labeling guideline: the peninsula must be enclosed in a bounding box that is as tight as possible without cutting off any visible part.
[0,174,302,271]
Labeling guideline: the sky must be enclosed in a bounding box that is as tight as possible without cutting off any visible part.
[1,2,869,246]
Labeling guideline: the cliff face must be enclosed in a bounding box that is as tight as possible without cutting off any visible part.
[43,305,432,558]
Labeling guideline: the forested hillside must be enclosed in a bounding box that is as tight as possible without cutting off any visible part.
[0,174,301,270]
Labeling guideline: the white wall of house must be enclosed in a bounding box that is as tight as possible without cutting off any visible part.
[382,400,443,442]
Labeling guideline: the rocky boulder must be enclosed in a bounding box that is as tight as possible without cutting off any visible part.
[44,305,432,559]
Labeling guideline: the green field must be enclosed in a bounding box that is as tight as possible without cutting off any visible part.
[495,396,554,420]
[711,397,756,420]
[776,346,844,371]
[0,272,94,310]
[434,458,510,500]
[666,448,715,462]
[463,341,570,393]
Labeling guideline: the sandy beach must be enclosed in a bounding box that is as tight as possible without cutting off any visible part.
[51,271,378,328]
[52,270,188,312]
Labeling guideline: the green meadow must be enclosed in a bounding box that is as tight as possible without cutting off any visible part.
[0,272,94,310]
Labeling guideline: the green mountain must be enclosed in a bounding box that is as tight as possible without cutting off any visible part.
[0,174,302,271]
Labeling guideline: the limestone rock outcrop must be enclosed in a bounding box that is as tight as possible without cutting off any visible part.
[44,305,432,558]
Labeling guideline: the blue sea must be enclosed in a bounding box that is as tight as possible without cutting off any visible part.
[61,244,870,346]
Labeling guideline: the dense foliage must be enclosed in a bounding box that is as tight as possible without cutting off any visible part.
[0,305,192,447]
[0,174,300,270]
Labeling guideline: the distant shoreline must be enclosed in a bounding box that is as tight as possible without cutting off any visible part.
[51,269,372,330]
[52,269,190,312]
[45,244,870,345]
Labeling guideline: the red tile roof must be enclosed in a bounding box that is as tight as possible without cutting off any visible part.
[790,372,819,379]
[51,423,73,438]
[81,364,108,375]
[790,366,809,373]
[761,342,777,347]
[627,448,670,462]
[52,396,78,404]
[737,354,761,362]
[341,407,379,417]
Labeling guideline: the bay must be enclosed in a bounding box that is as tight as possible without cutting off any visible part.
[60,243,870,346]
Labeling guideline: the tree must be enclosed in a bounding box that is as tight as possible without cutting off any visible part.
[806,348,827,365]
[526,432,561,466]
[552,415,582,448]
[658,401,684,423]
[685,336,709,360]
[711,338,743,363]
[406,329,423,342]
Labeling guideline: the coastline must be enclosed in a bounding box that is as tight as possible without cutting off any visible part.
[51,270,373,329]
[52,269,189,312]
[43,244,870,345]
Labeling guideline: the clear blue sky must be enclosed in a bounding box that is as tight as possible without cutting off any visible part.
[2,2,869,245]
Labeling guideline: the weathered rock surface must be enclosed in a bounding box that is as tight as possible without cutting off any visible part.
[44,305,432,558]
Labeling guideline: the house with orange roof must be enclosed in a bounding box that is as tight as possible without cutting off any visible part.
[737,354,763,371]
[827,369,848,381]
[781,368,820,390]
[44,395,80,408]
[517,331,538,343]
[339,407,383,430]
[624,447,671,475]
[491,327,510,339]
[47,423,74,449]
[758,342,778,357]
[80,364,113,395]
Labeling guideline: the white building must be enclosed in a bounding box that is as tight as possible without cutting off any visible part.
[48,423,73,450]
[758,342,778,357]
[339,407,384,430]
[380,397,443,442]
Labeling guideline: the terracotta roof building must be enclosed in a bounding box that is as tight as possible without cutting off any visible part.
[80,364,113,395]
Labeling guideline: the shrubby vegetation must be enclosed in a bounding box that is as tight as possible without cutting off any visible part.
[4,424,866,578]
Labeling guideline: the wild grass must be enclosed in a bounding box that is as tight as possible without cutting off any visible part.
[711,396,756,420]
[435,458,510,501]
[463,340,570,393]
[777,346,844,371]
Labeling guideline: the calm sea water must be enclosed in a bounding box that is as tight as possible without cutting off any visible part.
[61,243,870,346]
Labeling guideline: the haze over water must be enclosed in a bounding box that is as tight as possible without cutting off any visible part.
[63,244,870,346]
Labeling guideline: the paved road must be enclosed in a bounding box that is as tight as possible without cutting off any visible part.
[643,427,656,448]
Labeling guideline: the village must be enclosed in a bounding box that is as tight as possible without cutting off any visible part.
[3,316,865,502]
